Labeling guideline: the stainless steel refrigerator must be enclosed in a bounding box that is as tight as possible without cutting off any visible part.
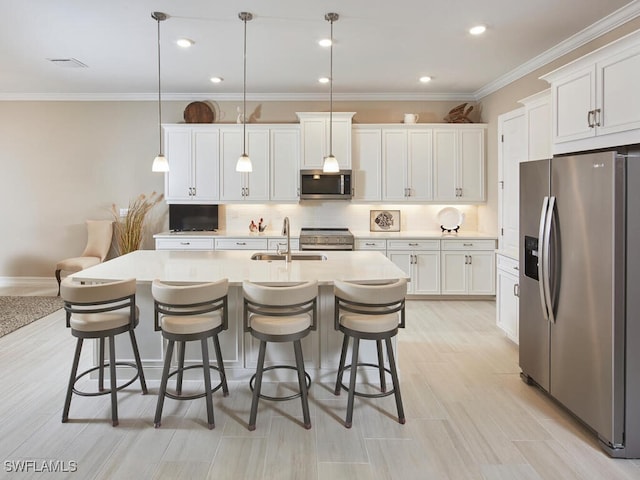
[519,147,640,458]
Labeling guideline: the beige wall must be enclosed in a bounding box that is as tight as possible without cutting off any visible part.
[2,17,639,278]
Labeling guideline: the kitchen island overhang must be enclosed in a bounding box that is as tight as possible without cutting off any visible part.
[70,250,410,382]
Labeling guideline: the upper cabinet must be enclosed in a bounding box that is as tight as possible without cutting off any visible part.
[519,89,551,162]
[433,125,486,202]
[269,127,300,202]
[296,112,355,169]
[164,125,220,204]
[351,127,382,201]
[382,127,434,202]
[542,29,640,154]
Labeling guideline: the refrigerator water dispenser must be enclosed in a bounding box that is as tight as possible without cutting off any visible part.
[524,235,539,280]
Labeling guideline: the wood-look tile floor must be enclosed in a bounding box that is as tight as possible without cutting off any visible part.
[1,286,639,479]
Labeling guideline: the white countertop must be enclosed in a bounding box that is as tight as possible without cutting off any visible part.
[154,230,497,240]
[71,250,409,286]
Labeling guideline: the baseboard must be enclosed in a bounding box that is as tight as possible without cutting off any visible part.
[0,276,57,289]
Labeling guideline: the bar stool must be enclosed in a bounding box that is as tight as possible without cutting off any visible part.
[152,279,229,430]
[60,277,148,427]
[333,278,407,428]
[242,280,318,431]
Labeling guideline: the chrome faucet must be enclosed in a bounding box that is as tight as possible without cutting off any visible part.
[281,216,292,263]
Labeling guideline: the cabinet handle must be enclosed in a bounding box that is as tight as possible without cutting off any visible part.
[408,243,419,247]
[469,255,472,265]
[463,243,473,247]
[588,110,595,128]
[513,265,519,271]
[514,283,520,297]
[180,242,190,245]
[236,242,246,246]
[594,108,601,127]
[411,254,416,264]
[365,242,375,246]
[246,187,249,197]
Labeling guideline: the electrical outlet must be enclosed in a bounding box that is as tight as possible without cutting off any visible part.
[119,208,129,217]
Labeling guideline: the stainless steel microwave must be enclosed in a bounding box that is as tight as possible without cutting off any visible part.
[299,169,352,200]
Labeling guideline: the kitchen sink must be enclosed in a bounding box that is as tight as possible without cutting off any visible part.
[250,253,327,261]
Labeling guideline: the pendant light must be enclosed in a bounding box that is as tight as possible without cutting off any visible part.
[322,12,340,173]
[236,12,253,173]
[151,12,169,172]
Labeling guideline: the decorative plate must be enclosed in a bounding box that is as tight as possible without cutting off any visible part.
[183,101,215,123]
[437,207,464,232]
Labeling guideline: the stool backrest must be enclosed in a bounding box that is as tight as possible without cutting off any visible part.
[333,278,407,329]
[242,280,318,332]
[151,278,229,331]
[60,277,137,328]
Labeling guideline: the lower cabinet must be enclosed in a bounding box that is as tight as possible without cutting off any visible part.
[387,240,440,295]
[440,239,496,295]
[214,238,268,250]
[496,254,519,343]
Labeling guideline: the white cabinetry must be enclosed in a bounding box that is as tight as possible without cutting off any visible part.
[542,29,640,154]
[433,126,486,202]
[296,112,355,169]
[163,125,219,204]
[220,127,270,202]
[270,127,300,202]
[519,89,552,162]
[387,240,440,295]
[382,127,433,202]
[498,108,526,255]
[214,238,268,250]
[155,237,215,250]
[355,238,387,254]
[441,239,495,295]
[351,127,382,201]
[496,254,519,343]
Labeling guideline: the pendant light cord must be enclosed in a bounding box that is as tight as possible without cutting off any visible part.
[156,16,162,156]
[329,17,333,157]
[242,14,248,155]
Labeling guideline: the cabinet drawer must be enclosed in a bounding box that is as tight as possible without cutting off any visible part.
[441,239,496,251]
[497,254,519,273]
[215,238,268,250]
[387,239,439,251]
[268,238,300,251]
[355,239,387,250]
[155,238,215,250]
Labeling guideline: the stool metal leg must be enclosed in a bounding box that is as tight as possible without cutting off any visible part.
[128,330,148,394]
[248,340,267,431]
[62,337,83,423]
[386,337,405,424]
[334,334,349,395]
[345,337,360,429]
[176,341,186,395]
[154,339,175,428]
[212,335,229,396]
[376,339,387,393]
[201,338,215,429]
[293,339,311,429]
[108,335,119,427]
[98,337,105,392]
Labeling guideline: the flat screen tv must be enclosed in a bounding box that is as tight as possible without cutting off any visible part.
[169,204,218,232]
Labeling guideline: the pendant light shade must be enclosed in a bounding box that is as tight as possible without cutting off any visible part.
[151,11,169,173]
[236,12,253,173]
[322,12,339,173]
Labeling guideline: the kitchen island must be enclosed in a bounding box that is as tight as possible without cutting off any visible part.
[71,249,409,381]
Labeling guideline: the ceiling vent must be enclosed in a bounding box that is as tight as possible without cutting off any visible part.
[47,58,88,68]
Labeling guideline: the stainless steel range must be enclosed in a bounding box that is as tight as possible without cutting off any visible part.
[299,228,354,251]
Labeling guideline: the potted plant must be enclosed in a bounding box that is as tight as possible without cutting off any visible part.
[111,191,164,255]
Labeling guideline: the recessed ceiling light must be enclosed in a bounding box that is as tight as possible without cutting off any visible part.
[318,38,332,47]
[318,77,330,84]
[419,76,432,83]
[177,38,194,48]
[210,77,223,84]
[469,25,486,35]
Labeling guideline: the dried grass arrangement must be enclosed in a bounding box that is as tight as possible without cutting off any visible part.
[110,191,164,255]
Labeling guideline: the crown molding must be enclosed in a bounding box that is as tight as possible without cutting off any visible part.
[0,91,477,102]
[474,0,640,99]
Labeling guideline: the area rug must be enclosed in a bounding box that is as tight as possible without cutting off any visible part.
[0,296,64,338]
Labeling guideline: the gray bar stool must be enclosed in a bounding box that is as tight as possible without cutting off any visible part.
[152,279,229,430]
[242,280,318,431]
[333,278,407,428]
[60,277,148,427]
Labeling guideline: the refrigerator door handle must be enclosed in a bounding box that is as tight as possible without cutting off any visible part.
[538,196,550,321]
[543,196,556,324]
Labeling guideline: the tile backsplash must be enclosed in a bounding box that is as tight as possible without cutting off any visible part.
[220,203,479,234]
